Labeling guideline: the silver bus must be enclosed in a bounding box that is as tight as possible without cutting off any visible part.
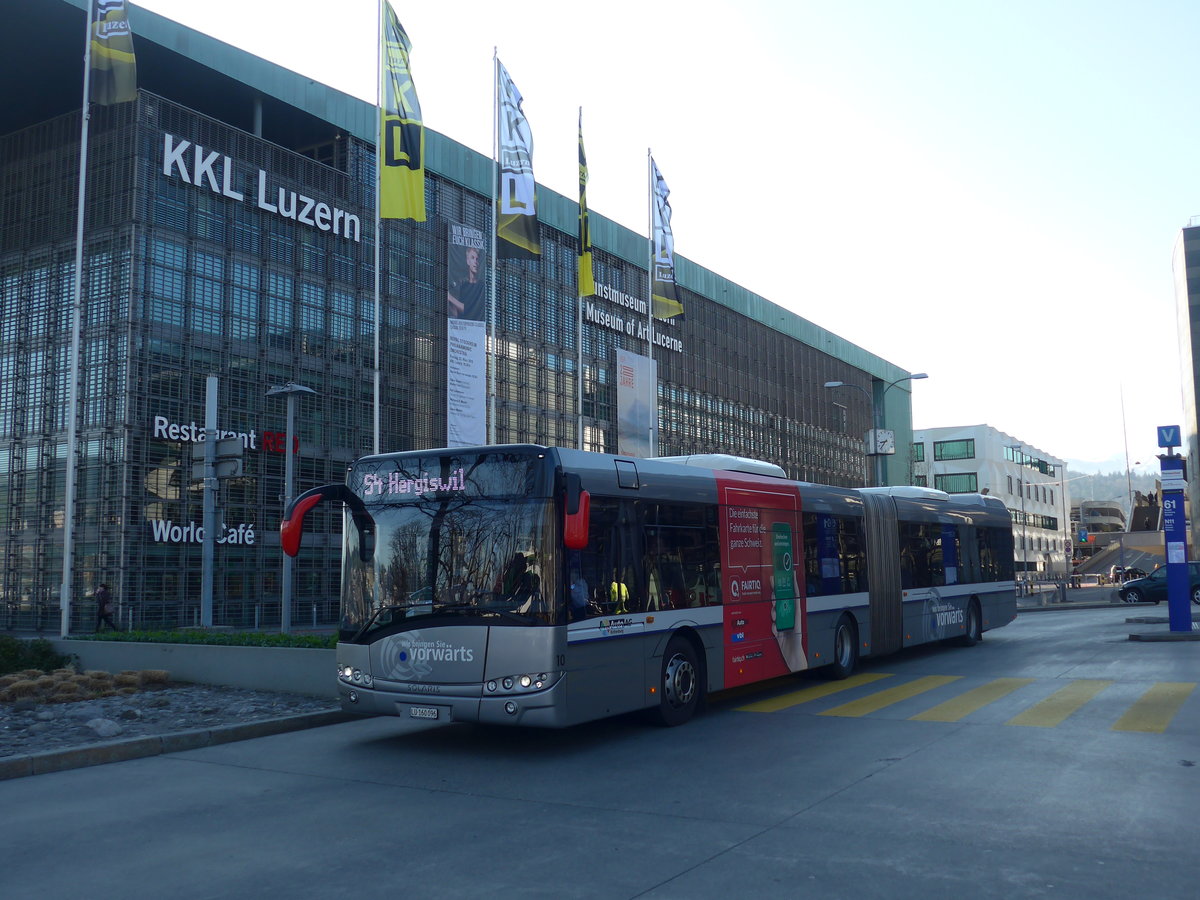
[282,444,1016,728]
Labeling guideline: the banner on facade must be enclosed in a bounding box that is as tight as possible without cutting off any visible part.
[616,348,658,458]
[496,60,539,259]
[446,223,488,446]
[90,0,137,105]
[380,3,426,221]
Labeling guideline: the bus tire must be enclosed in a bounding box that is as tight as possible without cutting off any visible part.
[958,600,983,647]
[655,636,701,727]
[829,615,858,680]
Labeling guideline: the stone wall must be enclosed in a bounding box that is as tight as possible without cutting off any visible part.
[47,640,336,698]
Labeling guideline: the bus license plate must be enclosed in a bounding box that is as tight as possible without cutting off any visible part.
[409,706,439,720]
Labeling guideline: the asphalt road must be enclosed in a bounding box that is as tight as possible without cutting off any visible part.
[3,605,1198,900]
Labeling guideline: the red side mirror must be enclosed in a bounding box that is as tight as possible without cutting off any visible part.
[564,489,590,550]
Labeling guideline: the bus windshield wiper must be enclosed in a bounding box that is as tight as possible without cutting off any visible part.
[350,604,407,642]
[436,603,538,623]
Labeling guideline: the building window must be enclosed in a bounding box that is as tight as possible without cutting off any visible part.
[911,442,925,462]
[934,439,975,461]
[934,472,978,493]
[1007,475,1013,495]
[913,475,927,486]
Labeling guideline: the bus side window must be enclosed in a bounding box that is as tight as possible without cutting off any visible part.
[577,498,620,620]
[575,499,645,617]
[649,503,714,609]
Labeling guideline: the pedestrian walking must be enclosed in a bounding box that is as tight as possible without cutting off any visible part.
[94,582,118,632]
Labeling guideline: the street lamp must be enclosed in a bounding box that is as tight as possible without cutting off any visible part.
[824,373,928,487]
[267,382,316,633]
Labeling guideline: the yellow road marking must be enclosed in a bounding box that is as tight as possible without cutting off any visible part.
[1006,680,1112,727]
[737,672,894,713]
[819,675,961,717]
[1112,682,1197,733]
[910,678,1036,722]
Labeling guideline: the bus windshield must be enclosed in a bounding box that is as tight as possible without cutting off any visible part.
[340,497,561,641]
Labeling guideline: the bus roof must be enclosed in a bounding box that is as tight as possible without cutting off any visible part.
[653,454,788,479]
[858,486,951,502]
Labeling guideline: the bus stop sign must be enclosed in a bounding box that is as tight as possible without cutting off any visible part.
[1159,454,1192,632]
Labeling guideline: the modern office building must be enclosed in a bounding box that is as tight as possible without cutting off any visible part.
[911,425,1071,577]
[1,0,922,632]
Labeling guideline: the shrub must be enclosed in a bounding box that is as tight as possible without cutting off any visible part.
[0,636,73,676]
[73,630,336,650]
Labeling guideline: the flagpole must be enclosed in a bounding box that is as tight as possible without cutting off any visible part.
[577,108,585,451]
[60,4,97,638]
[488,50,499,446]
[647,151,657,457]
[372,0,383,455]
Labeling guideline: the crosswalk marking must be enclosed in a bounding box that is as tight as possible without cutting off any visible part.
[734,675,1199,733]
[1006,680,1113,728]
[819,675,962,717]
[737,672,894,713]
[909,677,1036,722]
[1112,682,1197,733]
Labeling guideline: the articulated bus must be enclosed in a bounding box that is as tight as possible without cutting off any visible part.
[282,444,1016,728]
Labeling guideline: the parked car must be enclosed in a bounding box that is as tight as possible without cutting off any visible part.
[1118,563,1200,605]
[1109,565,1126,583]
[1122,567,1147,581]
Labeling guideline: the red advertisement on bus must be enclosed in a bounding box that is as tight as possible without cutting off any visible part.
[715,473,807,688]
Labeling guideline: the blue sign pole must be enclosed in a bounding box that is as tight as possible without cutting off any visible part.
[1159,454,1192,632]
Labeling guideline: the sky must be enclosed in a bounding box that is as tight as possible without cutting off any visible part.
[133,0,1200,477]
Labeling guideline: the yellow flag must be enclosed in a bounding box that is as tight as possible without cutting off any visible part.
[380,4,425,221]
[578,110,595,298]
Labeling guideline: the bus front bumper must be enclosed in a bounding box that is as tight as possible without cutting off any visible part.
[338,676,572,728]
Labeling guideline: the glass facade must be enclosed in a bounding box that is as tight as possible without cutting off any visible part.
[0,88,906,634]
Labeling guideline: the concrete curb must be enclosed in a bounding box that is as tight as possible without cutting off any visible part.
[1017,602,1127,612]
[1128,631,1200,641]
[0,709,355,782]
[1125,613,1200,641]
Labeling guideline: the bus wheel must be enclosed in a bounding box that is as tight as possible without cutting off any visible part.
[829,615,858,680]
[656,636,701,726]
[958,600,983,647]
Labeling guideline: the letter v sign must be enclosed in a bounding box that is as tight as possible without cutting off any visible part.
[1158,425,1181,448]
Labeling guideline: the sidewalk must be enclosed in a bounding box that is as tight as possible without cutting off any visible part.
[0,708,354,782]
[1016,583,1119,610]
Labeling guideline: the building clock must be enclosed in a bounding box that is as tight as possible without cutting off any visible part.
[870,429,896,455]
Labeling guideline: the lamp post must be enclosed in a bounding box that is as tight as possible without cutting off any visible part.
[267,382,316,633]
[824,373,927,487]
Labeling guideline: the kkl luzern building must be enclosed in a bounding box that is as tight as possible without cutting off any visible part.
[1,0,921,633]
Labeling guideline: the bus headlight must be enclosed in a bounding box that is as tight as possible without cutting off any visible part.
[339,665,372,687]
[488,672,559,695]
